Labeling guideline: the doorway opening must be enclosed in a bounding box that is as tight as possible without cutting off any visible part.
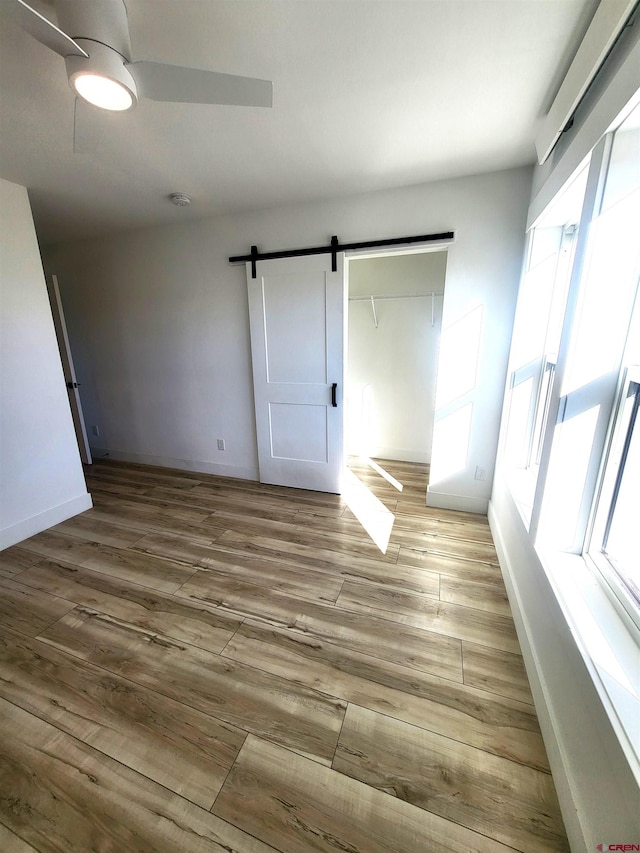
[46,274,93,466]
[342,248,449,545]
[345,248,448,466]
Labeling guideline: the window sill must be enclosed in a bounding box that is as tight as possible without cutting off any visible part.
[537,547,640,787]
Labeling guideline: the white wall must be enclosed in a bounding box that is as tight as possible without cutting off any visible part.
[0,179,91,550]
[347,252,447,463]
[45,166,531,509]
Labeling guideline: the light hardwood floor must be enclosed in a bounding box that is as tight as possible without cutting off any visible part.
[0,457,569,852]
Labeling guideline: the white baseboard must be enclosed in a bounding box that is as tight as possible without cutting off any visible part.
[426,486,488,514]
[89,447,258,482]
[0,492,93,550]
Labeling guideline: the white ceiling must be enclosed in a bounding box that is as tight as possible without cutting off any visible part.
[0,0,598,245]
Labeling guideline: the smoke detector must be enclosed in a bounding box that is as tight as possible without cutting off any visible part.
[169,193,191,207]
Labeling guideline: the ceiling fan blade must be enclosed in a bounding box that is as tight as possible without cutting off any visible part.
[12,0,88,58]
[128,61,273,108]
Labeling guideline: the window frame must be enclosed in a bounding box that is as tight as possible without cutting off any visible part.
[528,134,613,546]
[503,205,582,528]
[585,363,640,634]
[529,354,556,470]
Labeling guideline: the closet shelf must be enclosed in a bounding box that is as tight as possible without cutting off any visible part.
[349,292,444,327]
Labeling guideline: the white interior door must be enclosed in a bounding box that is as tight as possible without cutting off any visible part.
[247,253,345,492]
[47,274,92,465]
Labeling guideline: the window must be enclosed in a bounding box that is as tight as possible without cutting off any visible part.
[502,172,585,522]
[597,370,640,594]
[588,344,640,630]
[530,355,555,468]
[497,96,640,785]
[527,223,578,472]
[502,98,640,626]
[602,377,640,584]
[537,102,640,561]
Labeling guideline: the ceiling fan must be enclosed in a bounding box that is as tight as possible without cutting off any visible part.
[11,0,273,112]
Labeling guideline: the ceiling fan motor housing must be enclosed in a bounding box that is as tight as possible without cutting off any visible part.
[65,39,138,109]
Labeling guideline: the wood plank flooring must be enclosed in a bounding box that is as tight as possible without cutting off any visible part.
[0,456,569,852]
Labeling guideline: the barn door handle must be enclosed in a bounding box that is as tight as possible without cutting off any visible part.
[331,382,338,407]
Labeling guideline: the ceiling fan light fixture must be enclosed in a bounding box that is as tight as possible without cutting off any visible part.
[72,73,133,111]
[65,39,138,111]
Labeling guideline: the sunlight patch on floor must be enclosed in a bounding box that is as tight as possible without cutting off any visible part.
[343,468,394,554]
[362,457,404,492]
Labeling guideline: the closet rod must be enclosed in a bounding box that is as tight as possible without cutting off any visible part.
[348,292,443,302]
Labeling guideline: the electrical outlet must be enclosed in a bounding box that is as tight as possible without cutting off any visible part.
[475,465,487,481]
[91,425,100,437]
[217,438,225,451]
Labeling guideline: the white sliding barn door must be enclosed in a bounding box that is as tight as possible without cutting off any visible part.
[247,253,345,493]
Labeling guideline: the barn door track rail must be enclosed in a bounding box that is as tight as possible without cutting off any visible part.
[229,231,455,279]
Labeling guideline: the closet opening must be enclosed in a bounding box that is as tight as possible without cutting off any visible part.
[344,247,449,511]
